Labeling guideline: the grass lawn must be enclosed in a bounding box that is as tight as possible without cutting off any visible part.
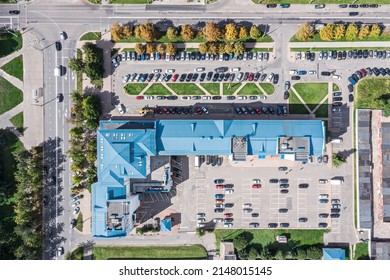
[237,83,263,95]
[332,83,340,92]
[124,83,148,95]
[293,83,328,110]
[291,47,390,52]
[0,31,22,58]
[223,83,241,95]
[122,48,135,52]
[200,83,220,95]
[1,55,23,81]
[76,213,83,232]
[314,99,328,118]
[92,245,207,260]
[356,78,390,110]
[9,112,24,134]
[80,32,101,41]
[0,76,23,114]
[289,90,309,114]
[258,83,274,95]
[143,83,172,95]
[166,83,205,95]
[354,242,369,260]
[215,229,326,251]
[247,47,274,52]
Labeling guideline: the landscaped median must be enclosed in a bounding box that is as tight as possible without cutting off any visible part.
[215,229,327,260]
[0,76,23,114]
[0,31,23,58]
[92,245,207,260]
[143,83,172,95]
[166,83,205,95]
[1,54,23,81]
[356,78,390,115]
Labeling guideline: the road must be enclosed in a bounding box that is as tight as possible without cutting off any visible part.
[0,0,385,258]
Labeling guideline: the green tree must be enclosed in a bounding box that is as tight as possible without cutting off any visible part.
[295,248,307,260]
[333,24,346,40]
[306,247,322,260]
[332,153,347,167]
[250,25,261,39]
[69,126,83,139]
[346,23,359,40]
[166,27,178,40]
[319,24,334,41]
[110,22,123,41]
[369,24,382,38]
[68,57,84,72]
[82,94,101,131]
[85,166,97,192]
[233,233,249,252]
[225,23,238,41]
[203,22,222,42]
[233,41,245,56]
[295,22,314,41]
[247,247,258,260]
[358,25,370,39]
[238,26,248,39]
[181,24,195,41]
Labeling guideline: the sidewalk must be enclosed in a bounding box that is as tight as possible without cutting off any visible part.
[290,41,390,48]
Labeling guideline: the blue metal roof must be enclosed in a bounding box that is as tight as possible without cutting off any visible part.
[323,248,346,260]
[160,218,172,232]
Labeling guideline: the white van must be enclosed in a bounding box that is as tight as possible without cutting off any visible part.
[54,66,61,77]
[166,69,175,74]
[230,67,240,72]
[194,67,205,72]
[331,138,343,143]
[330,178,344,185]
[153,69,162,73]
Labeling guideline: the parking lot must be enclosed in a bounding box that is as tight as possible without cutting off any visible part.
[164,154,346,231]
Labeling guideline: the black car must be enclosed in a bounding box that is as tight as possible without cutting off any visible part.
[260,74,267,81]
[318,223,328,228]
[57,93,64,102]
[280,178,289,183]
[212,73,219,82]
[342,51,347,59]
[280,223,290,228]
[227,96,235,100]
[157,96,166,100]
[199,73,206,82]
[273,74,279,84]
[243,72,249,81]
[247,107,255,115]
[192,73,198,82]
[349,4,358,8]
[337,51,342,60]
[225,203,234,208]
[298,217,308,223]
[330,214,340,218]
[253,73,260,82]
[379,68,386,76]
[347,50,352,58]
[352,50,358,59]
[332,51,337,60]
[386,68,390,75]
[268,223,278,228]
[349,12,359,16]
[299,183,309,189]
[261,106,268,115]
[186,73,193,82]
[9,10,20,15]
[321,71,331,76]
[279,184,289,189]
[206,72,213,81]
[284,91,290,100]
[279,208,288,213]
[333,97,342,102]
[167,96,178,100]
[266,4,277,8]
[319,213,329,218]
[179,74,186,82]
[305,51,311,60]
[363,50,368,58]
[268,106,275,115]
[223,73,230,81]
[357,50,363,59]
[212,96,222,100]
[349,94,354,102]
[218,74,224,82]
[214,208,224,213]
[55,41,62,51]
[331,208,341,213]
[280,189,289,194]
[370,4,379,8]
[269,179,278,183]
[372,67,380,76]
[339,4,347,8]
[359,4,368,8]
[291,76,301,80]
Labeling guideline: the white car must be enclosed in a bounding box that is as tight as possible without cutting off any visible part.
[225,189,234,194]
[153,74,160,82]
[266,73,274,82]
[197,223,205,228]
[332,75,341,80]
[150,53,155,61]
[318,194,329,199]
[130,73,137,82]
[259,95,267,100]
[122,74,130,83]
[197,213,205,218]
[73,207,80,215]
[116,104,125,114]
[289,70,298,75]
[308,70,317,75]
[159,73,167,82]
[213,218,223,223]
[242,203,252,208]
[214,204,224,208]
[181,96,191,100]
[197,218,206,223]
[57,247,64,256]
[252,179,261,184]
[224,223,233,228]
[71,200,80,208]
[237,96,247,100]
[145,96,154,100]
[318,179,328,184]
[202,96,211,100]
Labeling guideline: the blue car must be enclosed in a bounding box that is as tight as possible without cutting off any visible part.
[214,194,224,199]
[297,70,307,75]
[348,76,357,85]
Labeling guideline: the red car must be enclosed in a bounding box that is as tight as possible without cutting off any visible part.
[136,96,144,100]
[216,185,224,189]
[224,213,233,218]
[163,107,169,114]
[248,73,254,81]
[215,199,224,204]
[195,106,202,114]
[172,74,179,82]
[252,184,261,189]
[254,107,262,115]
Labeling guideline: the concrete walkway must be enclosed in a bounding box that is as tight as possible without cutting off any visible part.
[290,41,390,49]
